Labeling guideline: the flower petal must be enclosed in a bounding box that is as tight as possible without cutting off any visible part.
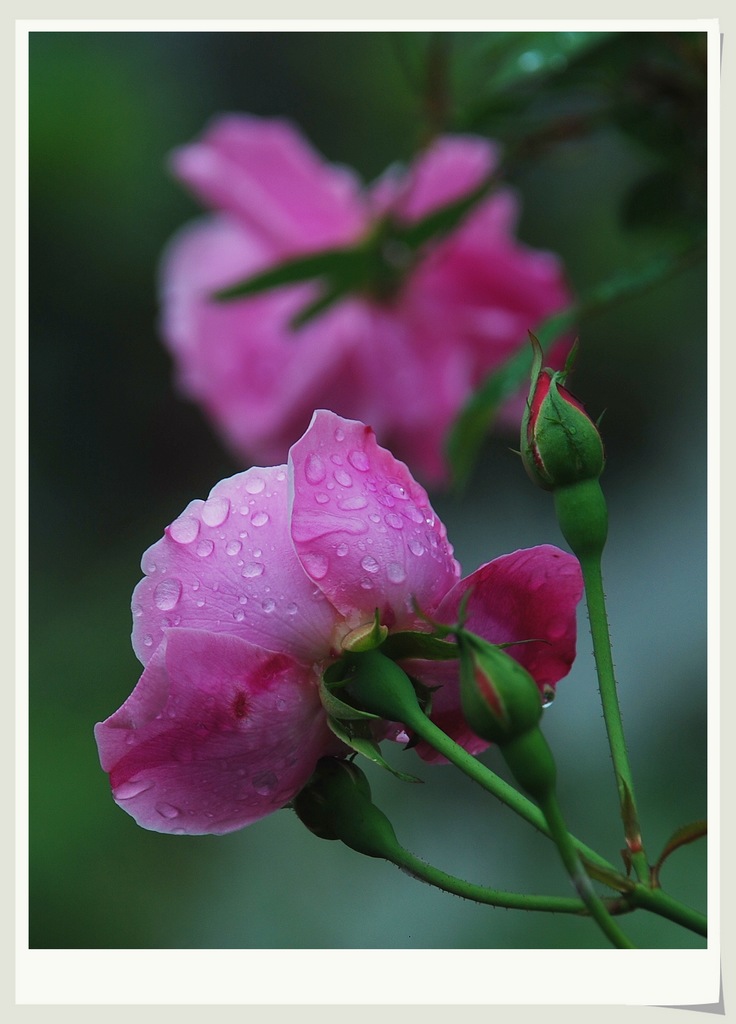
[132,465,340,667]
[289,411,461,631]
[95,629,332,835]
[409,544,583,762]
[170,114,367,252]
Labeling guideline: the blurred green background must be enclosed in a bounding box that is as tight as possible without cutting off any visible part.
[29,30,708,949]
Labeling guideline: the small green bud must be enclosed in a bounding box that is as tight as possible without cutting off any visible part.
[521,336,605,492]
[341,648,425,728]
[458,634,543,746]
[293,758,402,859]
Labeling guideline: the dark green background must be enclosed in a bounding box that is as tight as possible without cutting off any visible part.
[29,30,708,949]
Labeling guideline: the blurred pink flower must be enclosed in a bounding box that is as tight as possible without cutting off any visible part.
[160,115,572,484]
[95,411,582,835]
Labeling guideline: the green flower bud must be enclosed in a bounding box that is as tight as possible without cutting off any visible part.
[521,336,605,492]
[293,758,402,860]
[458,634,543,746]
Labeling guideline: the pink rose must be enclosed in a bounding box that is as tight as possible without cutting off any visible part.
[160,115,572,484]
[95,411,582,835]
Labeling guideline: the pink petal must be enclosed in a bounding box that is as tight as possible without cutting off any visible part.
[95,629,332,835]
[369,135,499,224]
[409,545,583,762]
[169,114,367,253]
[132,465,341,667]
[289,410,461,631]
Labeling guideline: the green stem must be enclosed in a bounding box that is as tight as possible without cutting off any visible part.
[578,550,649,882]
[406,708,617,877]
[391,845,624,917]
[538,790,636,948]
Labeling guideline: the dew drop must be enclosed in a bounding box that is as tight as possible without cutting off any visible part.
[405,505,425,524]
[334,426,345,442]
[132,603,143,618]
[169,516,199,544]
[387,562,407,584]
[302,551,329,580]
[202,495,230,527]
[142,634,154,647]
[115,779,153,800]
[252,548,263,559]
[408,539,425,557]
[251,511,270,527]
[226,540,242,556]
[334,469,352,487]
[262,598,276,613]
[244,475,266,495]
[360,555,380,574]
[542,685,556,709]
[156,803,180,819]
[242,562,265,578]
[360,578,373,590]
[368,512,381,523]
[305,453,326,484]
[195,598,205,608]
[385,512,404,530]
[315,492,330,504]
[196,539,215,558]
[154,578,182,611]
[330,454,343,465]
[238,594,248,605]
[286,602,298,615]
[336,543,349,557]
[338,495,367,511]
[387,482,409,500]
[348,449,370,472]
[252,771,278,796]
[234,609,246,622]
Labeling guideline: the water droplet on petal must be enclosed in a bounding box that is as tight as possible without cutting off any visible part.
[360,578,373,590]
[387,562,407,584]
[387,482,409,500]
[242,562,265,578]
[385,512,404,530]
[368,512,381,523]
[238,594,248,605]
[252,771,278,796]
[115,779,154,800]
[154,578,182,611]
[169,516,199,544]
[315,492,329,504]
[338,495,367,511]
[286,602,298,615]
[334,427,345,442]
[334,469,352,487]
[244,475,266,494]
[542,685,556,709]
[142,634,154,647]
[234,609,246,622]
[305,454,326,484]
[408,539,425,557]
[226,540,242,556]
[156,803,180,819]
[405,505,425,524]
[336,543,349,557]
[202,495,230,527]
[348,449,370,472]
[302,551,329,580]
[196,539,215,558]
[360,555,380,574]
[252,511,269,527]
[262,598,276,613]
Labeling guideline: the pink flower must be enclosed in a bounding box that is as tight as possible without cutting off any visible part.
[95,411,582,835]
[160,115,572,484]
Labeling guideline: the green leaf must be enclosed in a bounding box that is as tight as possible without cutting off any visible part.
[652,820,707,885]
[318,675,380,722]
[325,717,421,783]
[392,176,495,251]
[212,246,368,302]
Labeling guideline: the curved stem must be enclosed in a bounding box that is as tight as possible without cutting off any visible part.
[405,708,618,876]
[578,551,649,882]
[538,790,636,948]
[391,846,626,916]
